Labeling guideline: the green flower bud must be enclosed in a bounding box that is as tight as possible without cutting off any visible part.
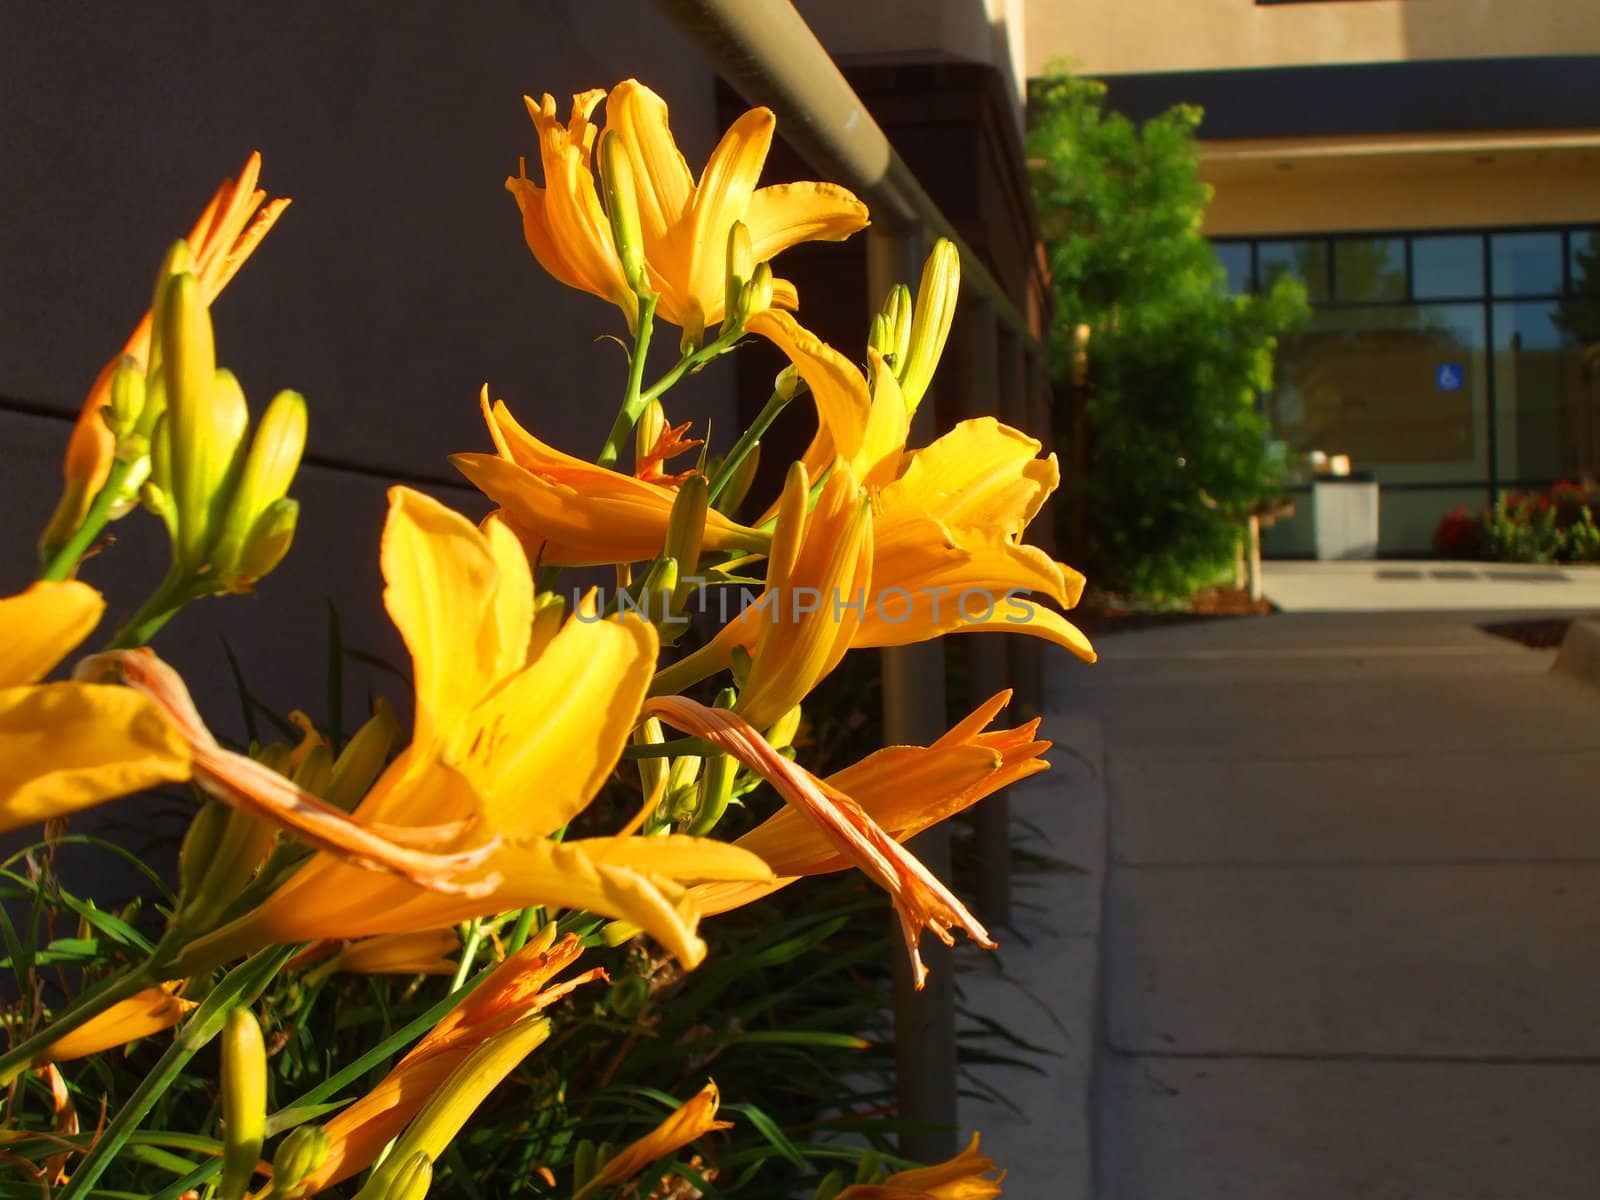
[370,1151,432,1200]
[685,688,739,835]
[665,473,709,580]
[218,1008,267,1200]
[712,443,760,517]
[882,283,913,370]
[271,1126,331,1199]
[291,741,333,797]
[573,1140,599,1191]
[635,397,667,471]
[105,357,145,438]
[177,801,230,911]
[724,221,754,328]
[898,239,960,413]
[224,497,299,593]
[606,975,650,1020]
[599,130,647,294]
[813,1169,847,1200]
[765,704,802,752]
[213,389,307,579]
[325,698,400,812]
[146,241,195,375]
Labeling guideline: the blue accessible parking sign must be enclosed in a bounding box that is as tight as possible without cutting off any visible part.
[1436,362,1465,392]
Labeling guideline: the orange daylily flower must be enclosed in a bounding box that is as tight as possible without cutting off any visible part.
[32,982,195,1067]
[693,691,1048,916]
[636,416,705,485]
[509,80,868,339]
[451,388,766,566]
[322,929,461,977]
[296,933,603,1194]
[643,695,993,989]
[651,461,871,730]
[576,1080,732,1199]
[0,582,191,833]
[40,153,288,558]
[742,307,1096,661]
[837,1133,1005,1199]
[146,488,769,975]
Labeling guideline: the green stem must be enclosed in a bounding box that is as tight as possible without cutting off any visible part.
[105,568,199,650]
[597,293,660,469]
[648,636,730,699]
[621,736,718,761]
[449,922,484,992]
[0,958,159,1086]
[504,907,540,956]
[150,1158,222,1200]
[37,458,136,582]
[57,944,297,1200]
[707,385,795,505]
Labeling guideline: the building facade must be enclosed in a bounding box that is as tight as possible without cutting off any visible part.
[1028,0,1600,554]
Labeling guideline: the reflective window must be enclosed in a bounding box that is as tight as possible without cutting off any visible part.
[1333,237,1405,301]
[1412,236,1483,300]
[1491,232,1563,297]
[1493,302,1586,481]
[1571,228,1600,296]
[1214,242,1252,293]
[1258,239,1329,302]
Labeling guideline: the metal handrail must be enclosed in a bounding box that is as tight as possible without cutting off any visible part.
[650,0,1039,346]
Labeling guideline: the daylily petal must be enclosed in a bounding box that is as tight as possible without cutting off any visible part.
[0,581,104,687]
[857,350,912,488]
[746,309,871,463]
[381,488,505,743]
[325,929,461,976]
[581,1081,731,1198]
[880,417,1059,537]
[455,606,657,836]
[604,80,695,265]
[745,181,870,263]
[0,682,191,834]
[33,983,194,1066]
[838,1132,1005,1199]
[679,106,775,330]
[643,696,994,988]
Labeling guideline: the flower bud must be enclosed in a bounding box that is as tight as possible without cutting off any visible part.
[767,461,810,591]
[291,741,334,797]
[765,704,802,752]
[634,716,669,806]
[635,556,680,631]
[272,1126,331,1199]
[364,1151,432,1200]
[734,261,774,325]
[813,1169,847,1200]
[159,272,225,565]
[876,283,913,371]
[573,1140,600,1191]
[898,239,960,413]
[177,801,230,910]
[598,130,647,294]
[635,397,667,473]
[360,1017,552,1199]
[685,689,738,835]
[664,473,709,580]
[105,358,145,439]
[324,699,400,812]
[527,590,567,660]
[146,241,196,375]
[213,389,307,579]
[723,221,754,328]
[218,1008,267,1200]
[711,443,759,517]
[223,497,299,593]
[606,976,650,1020]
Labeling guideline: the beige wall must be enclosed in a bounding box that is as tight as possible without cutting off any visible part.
[1200,132,1600,235]
[1028,0,1600,77]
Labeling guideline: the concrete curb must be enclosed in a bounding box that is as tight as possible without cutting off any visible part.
[956,711,1106,1200]
[1552,617,1600,689]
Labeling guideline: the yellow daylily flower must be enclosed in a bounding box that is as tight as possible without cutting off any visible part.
[32,982,195,1067]
[156,487,769,974]
[652,461,871,730]
[510,80,868,339]
[837,1133,1005,1199]
[643,695,993,990]
[290,933,603,1195]
[576,1080,732,1199]
[451,388,767,566]
[40,153,289,558]
[320,929,461,977]
[860,418,1096,662]
[693,691,1049,916]
[0,582,191,833]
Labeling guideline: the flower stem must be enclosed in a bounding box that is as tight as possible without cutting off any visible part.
[37,458,136,582]
[449,922,484,991]
[56,944,298,1200]
[707,384,796,505]
[105,567,197,650]
[597,293,660,469]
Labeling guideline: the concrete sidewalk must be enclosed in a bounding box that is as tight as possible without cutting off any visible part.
[1263,559,1600,612]
[968,610,1600,1199]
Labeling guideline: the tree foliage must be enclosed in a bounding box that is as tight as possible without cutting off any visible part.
[1028,73,1308,598]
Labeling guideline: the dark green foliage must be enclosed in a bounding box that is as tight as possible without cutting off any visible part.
[1028,73,1308,598]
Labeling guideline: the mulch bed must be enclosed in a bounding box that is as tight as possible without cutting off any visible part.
[1480,618,1573,649]
[1075,586,1275,637]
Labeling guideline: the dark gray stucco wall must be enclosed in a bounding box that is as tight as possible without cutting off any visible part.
[1,1,736,730]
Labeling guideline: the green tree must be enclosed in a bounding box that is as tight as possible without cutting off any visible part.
[1028,73,1308,598]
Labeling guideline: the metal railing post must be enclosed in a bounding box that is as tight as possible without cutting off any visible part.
[955,299,1013,927]
[872,228,958,1163]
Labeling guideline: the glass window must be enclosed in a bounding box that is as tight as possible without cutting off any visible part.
[1333,237,1406,301]
[1258,239,1328,302]
[1493,301,1590,481]
[1491,232,1563,297]
[1214,242,1252,293]
[1412,236,1483,300]
[1268,303,1486,478]
[1571,228,1600,296]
